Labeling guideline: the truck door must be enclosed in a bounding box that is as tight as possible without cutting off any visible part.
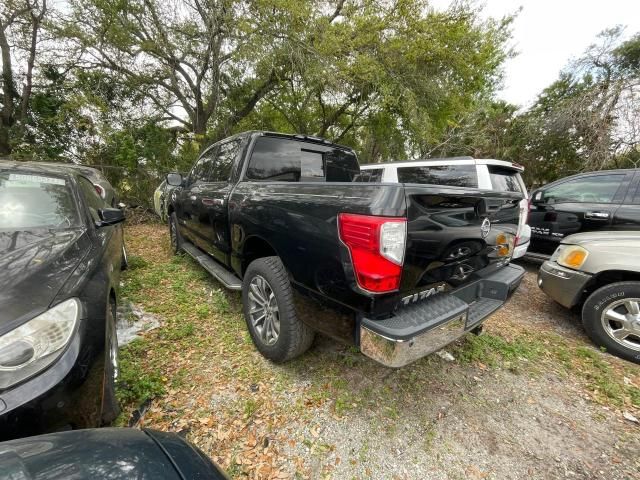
[528,172,630,255]
[611,171,640,231]
[177,149,216,245]
[194,138,243,264]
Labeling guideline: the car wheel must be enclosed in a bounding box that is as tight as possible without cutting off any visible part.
[582,281,640,364]
[120,243,128,271]
[242,256,315,363]
[169,212,182,255]
[101,299,120,424]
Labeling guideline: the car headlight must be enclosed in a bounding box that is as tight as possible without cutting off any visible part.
[0,298,80,389]
[556,245,589,270]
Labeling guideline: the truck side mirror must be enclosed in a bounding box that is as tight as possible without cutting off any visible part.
[166,173,183,186]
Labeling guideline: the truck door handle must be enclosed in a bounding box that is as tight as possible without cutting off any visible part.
[585,211,610,220]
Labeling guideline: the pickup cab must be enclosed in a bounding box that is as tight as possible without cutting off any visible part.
[166,131,526,367]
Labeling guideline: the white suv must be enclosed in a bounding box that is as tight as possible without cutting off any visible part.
[358,157,531,258]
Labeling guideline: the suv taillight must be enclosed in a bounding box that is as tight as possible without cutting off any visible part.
[338,213,406,293]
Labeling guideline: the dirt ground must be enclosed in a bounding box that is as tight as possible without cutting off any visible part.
[118,223,640,480]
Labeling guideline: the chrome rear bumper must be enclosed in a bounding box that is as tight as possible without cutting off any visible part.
[359,264,524,368]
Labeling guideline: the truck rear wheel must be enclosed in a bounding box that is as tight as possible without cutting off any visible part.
[582,281,640,364]
[242,256,315,363]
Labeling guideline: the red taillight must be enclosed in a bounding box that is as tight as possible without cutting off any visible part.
[338,213,406,293]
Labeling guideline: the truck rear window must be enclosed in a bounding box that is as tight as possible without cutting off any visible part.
[397,164,478,188]
[246,137,359,182]
[488,166,524,193]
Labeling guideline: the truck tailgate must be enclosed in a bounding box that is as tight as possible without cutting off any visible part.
[400,184,524,293]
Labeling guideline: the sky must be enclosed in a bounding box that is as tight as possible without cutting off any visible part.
[432,0,640,108]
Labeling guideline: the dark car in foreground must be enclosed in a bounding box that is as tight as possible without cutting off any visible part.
[0,427,228,479]
[527,168,640,260]
[0,161,126,440]
[167,131,526,368]
[538,231,640,364]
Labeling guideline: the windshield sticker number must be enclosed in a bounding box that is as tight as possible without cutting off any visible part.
[8,174,66,186]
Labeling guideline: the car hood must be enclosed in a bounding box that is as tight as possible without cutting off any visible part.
[0,428,228,480]
[0,228,90,333]
[561,231,640,248]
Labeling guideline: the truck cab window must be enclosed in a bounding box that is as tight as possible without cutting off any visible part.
[246,136,358,182]
[210,140,241,182]
[189,150,216,185]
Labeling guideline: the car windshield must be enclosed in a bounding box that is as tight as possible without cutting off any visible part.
[0,170,81,230]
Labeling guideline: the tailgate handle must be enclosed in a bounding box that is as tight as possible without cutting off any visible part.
[585,211,610,220]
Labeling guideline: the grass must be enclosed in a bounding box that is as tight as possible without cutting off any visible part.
[116,339,165,406]
[116,223,640,478]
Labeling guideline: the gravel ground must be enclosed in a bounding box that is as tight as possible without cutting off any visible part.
[121,225,640,480]
[277,267,640,479]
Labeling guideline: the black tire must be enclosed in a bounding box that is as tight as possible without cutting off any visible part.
[242,256,315,363]
[101,299,120,424]
[169,212,182,255]
[582,281,640,364]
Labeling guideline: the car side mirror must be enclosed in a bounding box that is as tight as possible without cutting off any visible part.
[97,208,125,227]
[166,173,183,187]
[531,190,544,205]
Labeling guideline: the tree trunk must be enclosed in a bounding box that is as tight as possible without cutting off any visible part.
[0,21,15,155]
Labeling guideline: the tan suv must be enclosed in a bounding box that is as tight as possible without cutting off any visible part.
[538,231,640,364]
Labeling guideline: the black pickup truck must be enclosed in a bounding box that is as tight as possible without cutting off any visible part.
[166,131,526,367]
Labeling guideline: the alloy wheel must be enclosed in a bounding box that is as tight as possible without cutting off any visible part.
[600,298,640,352]
[247,275,280,346]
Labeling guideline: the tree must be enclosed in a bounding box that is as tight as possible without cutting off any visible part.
[57,0,340,143]
[239,1,513,163]
[513,28,640,184]
[0,0,48,155]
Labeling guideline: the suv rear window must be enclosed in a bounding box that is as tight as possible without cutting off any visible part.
[397,164,478,188]
[488,166,524,193]
[246,137,359,182]
[354,168,383,182]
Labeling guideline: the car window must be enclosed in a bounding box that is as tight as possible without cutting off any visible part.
[0,171,81,230]
[488,166,524,193]
[210,139,242,182]
[543,174,624,204]
[397,164,478,188]
[246,137,359,182]
[78,176,107,223]
[354,168,383,182]
[189,149,216,185]
[632,179,640,204]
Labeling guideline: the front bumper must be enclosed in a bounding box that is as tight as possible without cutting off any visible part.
[0,331,91,440]
[538,260,592,309]
[360,263,525,368]
[512,240,530,259]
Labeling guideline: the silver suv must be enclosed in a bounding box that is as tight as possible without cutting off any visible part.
[359,157,531,258]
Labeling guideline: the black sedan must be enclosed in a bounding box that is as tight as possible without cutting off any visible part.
[0,161,125,440]
[0,427,229,479]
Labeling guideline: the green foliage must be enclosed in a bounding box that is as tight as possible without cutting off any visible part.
[116,339,165,405]
[5,0,640,198]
